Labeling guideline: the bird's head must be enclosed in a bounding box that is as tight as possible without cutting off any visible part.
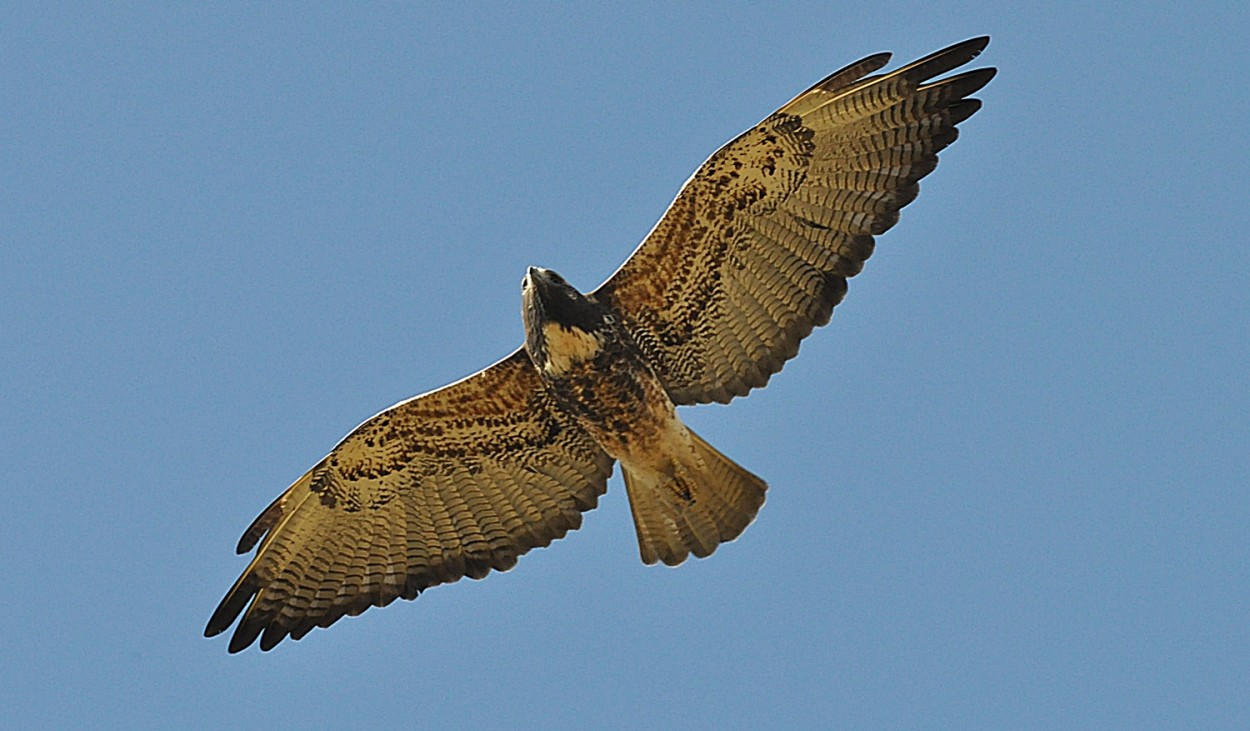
[522,267,609,377]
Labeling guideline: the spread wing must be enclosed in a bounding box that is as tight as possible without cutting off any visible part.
[205,349,614,652]
[593,37,995,404]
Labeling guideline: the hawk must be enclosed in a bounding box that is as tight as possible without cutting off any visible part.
[207,37,995,652]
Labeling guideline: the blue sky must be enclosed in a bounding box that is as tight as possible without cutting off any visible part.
[3,3,1247,729]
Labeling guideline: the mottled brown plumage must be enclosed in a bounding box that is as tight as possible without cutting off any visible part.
[207,38,994,652]
[522,266,768,568]
[595,37,995,404]
[207,350,614,652]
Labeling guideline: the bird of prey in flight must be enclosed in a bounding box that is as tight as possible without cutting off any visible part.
[207,37,995,652]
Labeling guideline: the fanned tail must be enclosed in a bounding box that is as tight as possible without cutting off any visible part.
[622,428,767,566]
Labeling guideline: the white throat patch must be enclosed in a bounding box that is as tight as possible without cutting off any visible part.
[541,323,604,376]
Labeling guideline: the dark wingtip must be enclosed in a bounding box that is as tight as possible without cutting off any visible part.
[948,98,984,127]
[227,616,265,654]
[946,36,991,69]
[966,35,991,53]
[897,36,993,85]
[815,51,892,93]
[237,493,285,554]
[259,624,289,652]
[783,51,894,110]
[204,602,234,639]
[947,36,991,62]
[951,67,998,96]
[204,574,258,642]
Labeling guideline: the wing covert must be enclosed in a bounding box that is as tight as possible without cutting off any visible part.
[593,37,995,404]
[205,348,614,652]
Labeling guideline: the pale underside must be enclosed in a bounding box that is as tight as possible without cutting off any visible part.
[540,322,606,377]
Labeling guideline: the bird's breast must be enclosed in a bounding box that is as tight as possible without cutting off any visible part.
[539,327,678,464]
[540,322,606,377]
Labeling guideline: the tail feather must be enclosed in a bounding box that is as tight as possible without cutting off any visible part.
[621,428,767,566]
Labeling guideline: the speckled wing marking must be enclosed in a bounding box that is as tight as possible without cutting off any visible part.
[205,349,614,652]
[593,37,995,405]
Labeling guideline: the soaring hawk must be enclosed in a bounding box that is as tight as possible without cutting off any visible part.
[207,37,995,652]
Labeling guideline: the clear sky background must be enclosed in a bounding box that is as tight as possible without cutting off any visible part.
[3,3,1247,729]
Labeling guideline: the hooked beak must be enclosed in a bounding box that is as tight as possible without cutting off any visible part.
[524,267,555,298]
